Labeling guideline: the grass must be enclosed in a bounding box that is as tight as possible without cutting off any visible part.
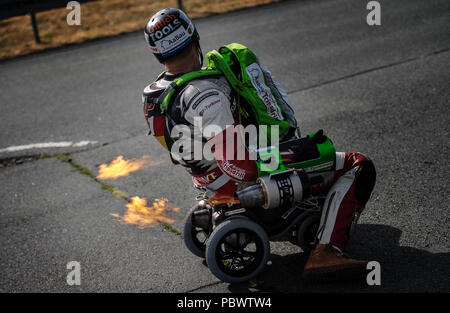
[71,161,97,179]
[101,183,130,202]
[40,153,72,163]
[41,152,182,236]
[42,153,128,200]
[0,0,283,60]
[162,223,182,236]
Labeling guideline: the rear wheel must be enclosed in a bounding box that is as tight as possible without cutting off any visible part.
[297,213,320,251]
[183,205,211,258]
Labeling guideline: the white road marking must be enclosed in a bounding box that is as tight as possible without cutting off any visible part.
[0,141,98,153]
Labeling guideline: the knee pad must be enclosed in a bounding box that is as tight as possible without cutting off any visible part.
[354,159,376,206]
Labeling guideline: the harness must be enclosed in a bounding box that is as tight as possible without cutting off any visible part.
[150,43,299,145]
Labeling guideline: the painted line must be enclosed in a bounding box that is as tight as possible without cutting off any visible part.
[0,140,98,153]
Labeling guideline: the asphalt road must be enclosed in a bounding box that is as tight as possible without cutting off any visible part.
[0,0,449,293]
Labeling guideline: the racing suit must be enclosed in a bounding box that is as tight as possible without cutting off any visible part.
[143,72,376,251]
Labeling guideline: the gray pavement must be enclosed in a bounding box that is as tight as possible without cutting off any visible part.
[0,0,449,292]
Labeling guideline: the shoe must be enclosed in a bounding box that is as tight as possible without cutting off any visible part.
[303,244,368,282]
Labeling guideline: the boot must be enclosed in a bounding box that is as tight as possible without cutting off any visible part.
[303,244,368,282]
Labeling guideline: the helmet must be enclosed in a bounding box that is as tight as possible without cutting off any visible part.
[144,8,200,62]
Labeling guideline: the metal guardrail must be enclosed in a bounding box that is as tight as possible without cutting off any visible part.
[1,0,185,44]
[0,0,87,19]
[0,0,94,43]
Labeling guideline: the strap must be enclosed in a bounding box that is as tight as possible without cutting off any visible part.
[207,50,245,93]
[156,81,179,113]
[158,69,222,112]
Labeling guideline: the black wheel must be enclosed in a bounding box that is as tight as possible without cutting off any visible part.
[205,218,270,283]
[297,213,320,251]
[183,205,211,258]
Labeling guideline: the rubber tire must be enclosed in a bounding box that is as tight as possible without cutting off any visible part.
[297,213,321,252]
[205,218,270,284]
[183,205,209,258]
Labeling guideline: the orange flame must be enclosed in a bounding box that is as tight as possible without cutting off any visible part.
[111,197,180,228]
[208,195,240,205]
[97,155,162,179]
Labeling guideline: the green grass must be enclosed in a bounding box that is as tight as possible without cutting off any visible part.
[162,223,182,236]
[42,32,54,40]
[40,153,71,162]
[43,152,131,202]
[41,153,95,179]
[101,183,130,201]
[71,161,96,179]
[44,151,182,235]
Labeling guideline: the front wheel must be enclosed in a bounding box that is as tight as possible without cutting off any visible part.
[205,218,270,284]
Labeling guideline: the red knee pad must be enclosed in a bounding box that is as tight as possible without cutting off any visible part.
[353,155,376,207]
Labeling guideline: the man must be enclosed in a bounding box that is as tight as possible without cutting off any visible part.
[142,8,376,281]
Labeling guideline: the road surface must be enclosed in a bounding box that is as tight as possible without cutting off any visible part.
[0,0,449,292]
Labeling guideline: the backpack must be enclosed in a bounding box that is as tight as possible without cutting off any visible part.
[156,43,299,145]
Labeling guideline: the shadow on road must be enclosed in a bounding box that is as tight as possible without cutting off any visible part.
[227,224,449,293]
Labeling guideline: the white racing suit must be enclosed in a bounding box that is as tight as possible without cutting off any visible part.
[143,72,376,251]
